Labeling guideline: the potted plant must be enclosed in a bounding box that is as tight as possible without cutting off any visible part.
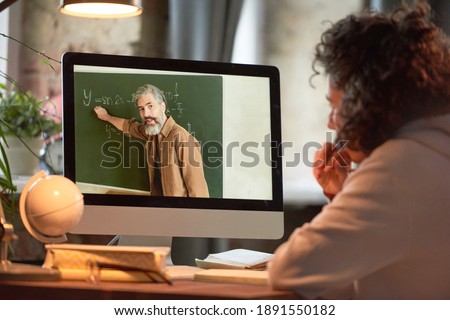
[0,83,62,176]
[0,128,16,220]
[0,33,62,261]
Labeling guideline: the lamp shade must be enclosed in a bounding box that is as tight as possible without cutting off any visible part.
[60,0,142,18]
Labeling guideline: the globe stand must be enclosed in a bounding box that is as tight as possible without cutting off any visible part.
[0,208,60,281]
[0,170,83,281]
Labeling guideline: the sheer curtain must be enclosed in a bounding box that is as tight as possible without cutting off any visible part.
[168,0,244,62]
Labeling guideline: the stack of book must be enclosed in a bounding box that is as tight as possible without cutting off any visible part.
[194,248,273,286]
[43,244,171,283]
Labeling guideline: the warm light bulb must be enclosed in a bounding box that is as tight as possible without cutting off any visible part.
[60,2,142,18]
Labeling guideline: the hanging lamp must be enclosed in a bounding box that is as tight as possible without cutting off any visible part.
[60,0,142,18]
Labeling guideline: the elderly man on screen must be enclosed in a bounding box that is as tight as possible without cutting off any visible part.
[94,84,209,198]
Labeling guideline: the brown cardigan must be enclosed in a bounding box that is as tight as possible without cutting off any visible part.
[124,116,209,197]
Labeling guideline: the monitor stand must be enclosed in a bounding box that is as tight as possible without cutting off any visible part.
[107,235,228,267]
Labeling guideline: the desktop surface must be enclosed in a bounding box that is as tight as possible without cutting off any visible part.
[0,278,300,300]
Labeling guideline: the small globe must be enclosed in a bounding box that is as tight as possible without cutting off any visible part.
[20,172,84,242]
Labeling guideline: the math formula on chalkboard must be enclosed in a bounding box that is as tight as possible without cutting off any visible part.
[81,82,184,118]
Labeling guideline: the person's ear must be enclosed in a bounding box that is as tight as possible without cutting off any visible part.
[161,101,166,113]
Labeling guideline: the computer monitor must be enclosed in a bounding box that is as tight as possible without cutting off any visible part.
[61,52,283,240]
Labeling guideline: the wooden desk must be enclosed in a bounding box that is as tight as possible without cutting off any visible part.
[0,279,299,300]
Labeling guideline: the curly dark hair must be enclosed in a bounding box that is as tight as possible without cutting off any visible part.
[312,1,450,154]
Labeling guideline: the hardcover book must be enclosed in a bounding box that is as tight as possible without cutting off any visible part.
[43,244,170,283]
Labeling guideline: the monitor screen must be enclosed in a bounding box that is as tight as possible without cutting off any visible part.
[62,52,283,239]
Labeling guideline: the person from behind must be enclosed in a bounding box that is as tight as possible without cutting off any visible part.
[268,1,450,299]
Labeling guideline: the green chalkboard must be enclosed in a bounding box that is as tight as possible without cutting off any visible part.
[74,73,223,198]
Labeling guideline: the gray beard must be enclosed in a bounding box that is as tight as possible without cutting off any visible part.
[145,123,162,136]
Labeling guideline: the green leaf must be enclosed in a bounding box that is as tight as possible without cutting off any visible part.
[0,86,61,138]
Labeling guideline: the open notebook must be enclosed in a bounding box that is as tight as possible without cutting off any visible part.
[195,248,273,270]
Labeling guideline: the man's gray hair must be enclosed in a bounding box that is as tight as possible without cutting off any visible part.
[133,84,166,105]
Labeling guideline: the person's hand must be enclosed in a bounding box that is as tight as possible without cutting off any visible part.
[93,106,110,121]
[313,142,352,196]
